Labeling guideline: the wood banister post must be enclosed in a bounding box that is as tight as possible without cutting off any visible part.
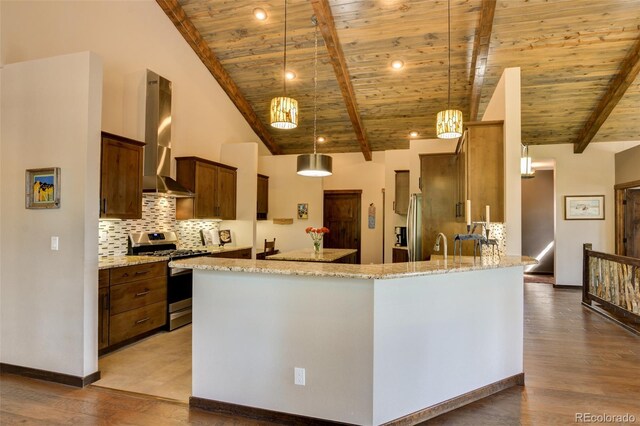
[582,243,593,305]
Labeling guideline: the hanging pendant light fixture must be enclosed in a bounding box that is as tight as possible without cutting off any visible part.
[436,0,463,139]
[270,0,298,129]
[521,144,536,179]
[297,16,332,177]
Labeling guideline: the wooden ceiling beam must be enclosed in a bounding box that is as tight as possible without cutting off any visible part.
[310,0,373,161]
[155,0,282,155]
[469,0,496,122]
[573,36,640,154]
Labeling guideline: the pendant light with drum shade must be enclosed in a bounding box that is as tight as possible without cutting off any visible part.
[297,17,332,177]
[270,0,298,129]
[436,0,463,139]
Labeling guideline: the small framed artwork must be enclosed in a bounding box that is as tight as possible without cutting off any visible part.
[564,195,605,220]
[219,229,232,245]
[26,167,60,209]
[297,203,308,220]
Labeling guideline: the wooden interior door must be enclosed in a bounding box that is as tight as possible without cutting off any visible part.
[323,190,361,264]
[625,189,640,258]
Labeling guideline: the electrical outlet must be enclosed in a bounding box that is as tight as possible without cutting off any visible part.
[294,367,305,386]
[51,236,59,251]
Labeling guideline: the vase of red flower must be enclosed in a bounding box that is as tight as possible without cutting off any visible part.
[306,226,330,254]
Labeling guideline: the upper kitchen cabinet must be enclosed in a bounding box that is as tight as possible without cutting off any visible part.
[257,174,269,220]
[100,132,144,219]
[394,170,410,215]
[465,121,504,223]
[175,157,237,220]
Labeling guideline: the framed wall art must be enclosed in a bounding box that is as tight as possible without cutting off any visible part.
[564,195,604,220]
[26,167,60,209]
[297,203,308,220]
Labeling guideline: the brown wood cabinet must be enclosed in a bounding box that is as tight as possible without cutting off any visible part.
[392,247,409,263]
[99,261,167,353]
[257,174,269,220]
[98,269,110,351]
[465,121,504,222]
[175,157,237,220]
[100,132,144,219]
[209,248,252,260]
[394,170,410,215]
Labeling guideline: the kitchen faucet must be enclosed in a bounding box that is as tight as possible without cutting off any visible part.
[433,233,448,262]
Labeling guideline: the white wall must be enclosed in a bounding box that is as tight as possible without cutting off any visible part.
[323,152,386,264]
[1,52,102,377]
[256,155,325,255]
[530,143,621,286]
[615,143,640,185]
[1,0,263,173]
[220,143,258,252]
[482,67,522,256]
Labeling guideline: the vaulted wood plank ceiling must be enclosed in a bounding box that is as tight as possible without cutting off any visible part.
[165,0,640,157]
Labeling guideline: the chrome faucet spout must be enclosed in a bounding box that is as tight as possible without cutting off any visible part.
[434,233,448,262]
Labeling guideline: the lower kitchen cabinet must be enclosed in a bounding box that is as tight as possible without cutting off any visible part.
[99,260,167,354]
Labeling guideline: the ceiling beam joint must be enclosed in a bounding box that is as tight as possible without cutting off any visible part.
[573,36,640,154]
[310,0,373,161]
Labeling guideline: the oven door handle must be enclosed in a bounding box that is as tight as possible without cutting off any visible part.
[170,267,192,277]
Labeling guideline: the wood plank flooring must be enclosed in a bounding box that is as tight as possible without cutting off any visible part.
[1,282,639,425]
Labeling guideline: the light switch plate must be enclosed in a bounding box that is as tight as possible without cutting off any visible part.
[51,236,59,251]
[294,367,305,386]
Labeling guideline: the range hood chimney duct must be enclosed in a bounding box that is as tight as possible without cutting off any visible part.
[143,69,194,197]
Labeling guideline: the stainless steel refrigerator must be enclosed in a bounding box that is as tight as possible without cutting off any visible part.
[406,193,423,261]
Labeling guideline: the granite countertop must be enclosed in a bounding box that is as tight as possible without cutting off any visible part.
[99,246,252,270]
[170,255,537,280]
[266,248,357,262]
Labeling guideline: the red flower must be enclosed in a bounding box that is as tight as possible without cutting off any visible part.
[305,226,313,233]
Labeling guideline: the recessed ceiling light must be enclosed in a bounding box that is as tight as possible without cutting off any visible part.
[409,131,418,138]
[285,70,296,80]
[391,60,404,70]
[253,8,267,21]
[317,136,326,143]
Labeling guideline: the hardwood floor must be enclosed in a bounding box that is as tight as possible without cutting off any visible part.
[1,283,638,425]
[95,324,191,402]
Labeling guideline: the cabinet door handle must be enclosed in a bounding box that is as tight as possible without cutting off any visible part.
[135,317,150,325]
[393,201,396,211]
[102,198,107,214]
[134,271,149,276]
[135,290,150,297]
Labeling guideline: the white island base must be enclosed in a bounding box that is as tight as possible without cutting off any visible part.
[177,257,529,425]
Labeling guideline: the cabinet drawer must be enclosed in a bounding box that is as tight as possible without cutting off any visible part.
[110,261,166,285]
[110,277,167,315]
[109,301,166,345]
[99,269,110,289]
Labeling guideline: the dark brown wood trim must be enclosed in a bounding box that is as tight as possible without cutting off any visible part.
[0,363,100,388]
[615,188,625,255]
[257,173,269,179]
[310,0,372,161]
[155,0,282,156]
[382,373,525,425]
[586,294,640,324]
[582,243,593,304]
[394,169,409,173]
[574,35,640,153]
[190,396,354,425]
[323,189,363,195]
[614,179,640,190]
[101,131,145,147]
[553,285,582,290]
[175,156,238,171]
[586,249,640,267]
[464,120,504,127]
[468,0,497,121]
[582,302,640,336]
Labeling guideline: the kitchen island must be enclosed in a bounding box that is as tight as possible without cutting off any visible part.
[266,247,357,263]
[171,255,535,425]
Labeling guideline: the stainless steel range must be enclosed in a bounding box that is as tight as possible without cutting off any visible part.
[128,231,208,330]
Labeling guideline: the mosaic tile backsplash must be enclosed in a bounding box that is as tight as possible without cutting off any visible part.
[98,194,221,257]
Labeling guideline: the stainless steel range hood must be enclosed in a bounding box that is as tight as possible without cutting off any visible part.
[143,69,194,198]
